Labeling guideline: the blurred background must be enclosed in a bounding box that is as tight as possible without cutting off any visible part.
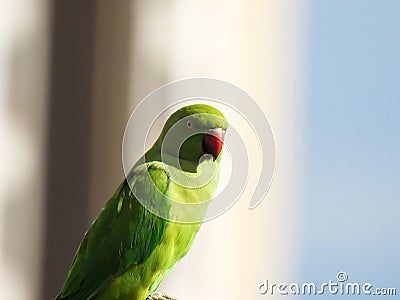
[0,1,399,299]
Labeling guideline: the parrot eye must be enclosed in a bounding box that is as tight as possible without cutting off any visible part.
[186,120,193,129]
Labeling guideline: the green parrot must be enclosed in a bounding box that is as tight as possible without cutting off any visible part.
[55,104,228,300]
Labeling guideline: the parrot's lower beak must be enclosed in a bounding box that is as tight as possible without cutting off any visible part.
[203,128,225,160]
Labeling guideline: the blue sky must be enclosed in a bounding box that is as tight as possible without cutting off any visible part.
[300,0,400,297]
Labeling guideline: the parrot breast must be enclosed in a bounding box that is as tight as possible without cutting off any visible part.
[95,159,220,300]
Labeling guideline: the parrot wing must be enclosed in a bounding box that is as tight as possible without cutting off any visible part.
[58,162,170,300]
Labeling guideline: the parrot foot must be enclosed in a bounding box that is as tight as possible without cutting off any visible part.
[146,292,177,300]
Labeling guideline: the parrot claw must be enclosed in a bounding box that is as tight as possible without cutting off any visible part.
[146,292,178,300]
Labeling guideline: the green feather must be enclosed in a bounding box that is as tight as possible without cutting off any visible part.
[56,104,228,300]
[59,165,169,299]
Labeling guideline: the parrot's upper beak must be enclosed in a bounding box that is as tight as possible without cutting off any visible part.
[203,128,225,160]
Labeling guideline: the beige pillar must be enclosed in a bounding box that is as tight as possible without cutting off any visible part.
[0,1,50,299]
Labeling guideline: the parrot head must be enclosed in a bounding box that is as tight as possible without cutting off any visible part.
[156,104,228,171]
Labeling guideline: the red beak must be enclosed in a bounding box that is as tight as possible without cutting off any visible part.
[203,128,225,160]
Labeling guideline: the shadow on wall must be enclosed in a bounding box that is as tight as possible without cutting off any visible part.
[41,2,133,298]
